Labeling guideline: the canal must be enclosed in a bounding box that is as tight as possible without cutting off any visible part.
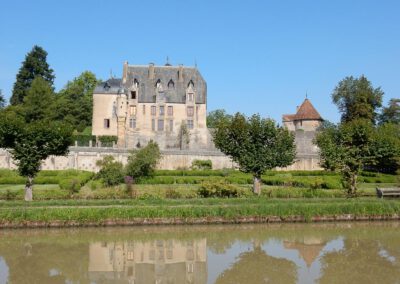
[0,222,399,283]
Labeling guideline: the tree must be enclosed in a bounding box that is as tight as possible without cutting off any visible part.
[23,77,56,123]
[95,155,124,186]
[369,123,400,173]
[0,89,5,109]
[332,75,383,124]
[0,112,73,201]
[54,71,99,131]
[125,141,161,180]
[11,45,55,105]
[379,98,400,125]
[207,109,233,128]
[315,119,375,196]
[212,113,296,194]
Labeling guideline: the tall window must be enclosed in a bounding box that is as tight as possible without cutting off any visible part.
[187,119,194,129]
[151,119,155,131]
[158,119,164,131]
[159,105,165,116]
[151,106,156,116]
[129,118,136,129]
[187,106,194,117]
[142,105,146,115]
[130,91,137,99]
[130,105,137,116]
[104,119,110,129]
[187,93,194,102]
[167,106,173,116]
[169,120,173,131]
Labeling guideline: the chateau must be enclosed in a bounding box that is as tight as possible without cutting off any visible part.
[0,61,324,171]
[92,62,212,150]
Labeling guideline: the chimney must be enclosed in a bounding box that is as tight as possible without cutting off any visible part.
[122,61,128,84]
[178,64,184,82]
[149,63,155,79]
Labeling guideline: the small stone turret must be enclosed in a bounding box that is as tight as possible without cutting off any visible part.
[116,89,127,147]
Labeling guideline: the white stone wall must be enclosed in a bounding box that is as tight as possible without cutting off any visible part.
[0,147,321,172]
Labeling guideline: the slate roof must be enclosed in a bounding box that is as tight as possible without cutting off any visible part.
[94,64,207,104]
[283,99,323,121]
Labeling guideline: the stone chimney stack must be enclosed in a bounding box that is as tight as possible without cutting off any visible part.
[122,61,128,84]
[149,63,155,79]
[178,64,184,82]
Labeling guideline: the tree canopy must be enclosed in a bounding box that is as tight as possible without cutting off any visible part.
[332,75,383,124]
[0,90,5,109]
[212,113,296,194]
[0,111,73,200]
[379,98,400,125]
[10,45,55,105]
[54,71,99,131]
[207,109,233,128]
[125,141,161,180]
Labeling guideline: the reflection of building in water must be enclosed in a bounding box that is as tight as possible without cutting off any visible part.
[89,239,207,284]
[283,237,326,267]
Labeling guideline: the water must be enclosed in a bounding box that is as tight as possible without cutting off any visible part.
[0,222,399,284]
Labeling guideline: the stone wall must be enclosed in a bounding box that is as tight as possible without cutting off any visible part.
[0,147,321,172]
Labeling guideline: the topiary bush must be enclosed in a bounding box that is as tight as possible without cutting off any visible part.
[95,156,125,186]
[197,180,247,198]
[191,159,213,170]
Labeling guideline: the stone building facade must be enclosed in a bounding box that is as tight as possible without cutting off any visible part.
[92,62,213,150]
[282,98,323,169]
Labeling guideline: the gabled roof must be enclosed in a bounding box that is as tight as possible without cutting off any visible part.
[283,99,323,122]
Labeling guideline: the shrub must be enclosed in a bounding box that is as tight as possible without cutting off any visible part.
[98,135,118,147]
[191,159,212,170]
[198,180,247,198]
[165,188,182,199]
[126,141,161,180]
[95,156,125,186]
[59,179,81,195]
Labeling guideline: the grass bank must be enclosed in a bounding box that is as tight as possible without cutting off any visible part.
[0,198,399,227]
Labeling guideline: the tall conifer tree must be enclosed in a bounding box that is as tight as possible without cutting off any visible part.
[10,45,55,105]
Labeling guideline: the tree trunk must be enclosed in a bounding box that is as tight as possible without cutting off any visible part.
[24,176,33,201]
[253,175,261,195]
[346,173,358,197]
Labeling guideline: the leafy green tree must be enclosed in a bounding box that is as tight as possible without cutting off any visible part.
[0,89,5,109]
[315,119,375,196]
[0,112,73,201]
[369,123,400,173]
[10,45,55,105]
[207,109,233,128]
[125,141,161,180]
[95,155,124,186]
[23,77,56,123]
[212,113,296,194]
[379,98,400,124]
[54,71,99,131]
[332,75,383,124]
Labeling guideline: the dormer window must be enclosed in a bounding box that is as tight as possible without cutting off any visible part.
[130,91,137,99]
[155,79,161,88]
[134,78,139,88]
[168,79,174,89]
[104,82,111,91]
[188,80,194,88]
[187,93,194,102]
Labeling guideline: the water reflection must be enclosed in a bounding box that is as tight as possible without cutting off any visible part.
[0,222,399,283]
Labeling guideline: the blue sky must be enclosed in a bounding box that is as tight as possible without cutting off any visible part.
[0,0,399,122]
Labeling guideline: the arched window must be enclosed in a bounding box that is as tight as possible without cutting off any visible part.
[155,79,161,88]
[187,80,194,88]
[168,79,175,89]
[133,78,139,88]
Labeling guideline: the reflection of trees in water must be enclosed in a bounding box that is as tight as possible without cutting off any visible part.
[215,244,297,284]
[0,240,89,284]
[318,237,400,284]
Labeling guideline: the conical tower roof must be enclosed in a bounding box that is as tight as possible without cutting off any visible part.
[294,99,322,120]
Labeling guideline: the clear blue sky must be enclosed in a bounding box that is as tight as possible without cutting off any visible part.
[1,0,399,122]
